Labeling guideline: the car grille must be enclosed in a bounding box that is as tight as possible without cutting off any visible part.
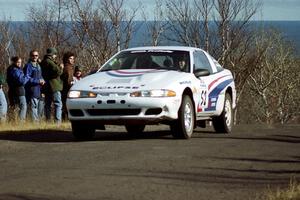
[86,109,141,116]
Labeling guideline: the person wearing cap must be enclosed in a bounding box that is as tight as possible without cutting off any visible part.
[61,51,76,120]
[23,50,45,122]
[0,71,8,122]
[40,47,63,123]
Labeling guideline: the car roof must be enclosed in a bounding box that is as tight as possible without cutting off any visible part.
[123,46,202,52]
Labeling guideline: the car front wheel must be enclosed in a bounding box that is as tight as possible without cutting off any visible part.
[212,93,233,133]
[170,95,195,139]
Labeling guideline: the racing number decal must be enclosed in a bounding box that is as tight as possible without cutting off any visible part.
[197,89,208,112]
[200,90,207,106]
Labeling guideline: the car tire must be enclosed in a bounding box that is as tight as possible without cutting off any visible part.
[170,95,195,139]
[71,122,95,141]
[212,93,233,133]
[125,125,145,135]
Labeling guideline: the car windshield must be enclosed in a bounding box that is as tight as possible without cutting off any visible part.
[100,50,190,72]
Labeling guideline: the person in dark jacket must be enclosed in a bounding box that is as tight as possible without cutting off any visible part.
[7,56,40,122]
[40,48,63,123]
[60,51,75,120]
[0,71,8,122]
[24,50,45,122]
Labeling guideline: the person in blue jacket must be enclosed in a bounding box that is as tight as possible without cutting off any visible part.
[0,71,7,122]
[24,50,45,122]
[6,56,42,122]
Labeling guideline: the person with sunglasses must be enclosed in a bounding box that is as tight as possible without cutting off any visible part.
[23,50,45,122]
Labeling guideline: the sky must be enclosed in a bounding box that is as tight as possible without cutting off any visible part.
[0,0,299,21]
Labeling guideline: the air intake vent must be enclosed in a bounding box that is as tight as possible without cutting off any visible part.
[87,109,141,116]
[145,108,162,115]
[69,109,84,117]
[107,100,116,104]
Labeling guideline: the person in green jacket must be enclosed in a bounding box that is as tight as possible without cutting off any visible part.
[40,48,63,123]
[0,72,8,122]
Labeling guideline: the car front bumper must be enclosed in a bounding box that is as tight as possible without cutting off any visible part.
[66,96,181,125]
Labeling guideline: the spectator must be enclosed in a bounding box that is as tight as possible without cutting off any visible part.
[0,71,8,122]
[61,51,76,120]
[6,57,39,122]
[23,50,45,122]
[73,65,83,83]
[40,48,63,123]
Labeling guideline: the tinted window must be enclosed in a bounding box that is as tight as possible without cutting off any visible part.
[101,50,190,72]
[193,51,212,73]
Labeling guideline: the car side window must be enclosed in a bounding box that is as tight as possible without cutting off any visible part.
[193,51,213,73]
[210,55,223,72]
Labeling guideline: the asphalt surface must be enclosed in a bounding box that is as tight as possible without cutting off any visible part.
[0,124,299,200]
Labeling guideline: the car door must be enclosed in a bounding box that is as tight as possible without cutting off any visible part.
[193,50,221,116]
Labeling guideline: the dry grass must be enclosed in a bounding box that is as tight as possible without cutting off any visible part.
[263,179,300,200]
[0,121,71,132]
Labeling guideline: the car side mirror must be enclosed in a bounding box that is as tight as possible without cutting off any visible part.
[194,69,210,77]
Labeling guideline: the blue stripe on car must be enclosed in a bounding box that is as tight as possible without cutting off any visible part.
[205,79,233,111]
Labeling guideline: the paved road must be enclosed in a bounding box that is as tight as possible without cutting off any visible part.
[0,124,299,200]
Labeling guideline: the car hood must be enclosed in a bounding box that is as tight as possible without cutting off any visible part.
[71,69,190,92]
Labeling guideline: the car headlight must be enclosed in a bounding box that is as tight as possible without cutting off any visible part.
[68,91,97,98]
[130,89,176,97]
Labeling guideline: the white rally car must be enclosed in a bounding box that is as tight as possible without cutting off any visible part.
[67,46,236,140]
